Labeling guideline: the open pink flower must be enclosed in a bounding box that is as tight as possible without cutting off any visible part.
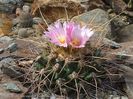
[65,22,94,48]
[44,21,67,47]
[44,21,94,48]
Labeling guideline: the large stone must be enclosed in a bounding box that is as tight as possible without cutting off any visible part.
[72,8,111,47]
[116,24,133,43]
[72,8,111,38]
[0,38,46,59]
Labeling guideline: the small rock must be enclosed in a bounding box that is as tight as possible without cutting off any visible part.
[0,74,28,99]
[0,58,16,67]
[111,0,127,14]
[0,0,23,13]
[0,0,22,4]
[103,38,121,49]
[15,8,33,28]
[110,13,129,38]
[18,28,28,38]
[31,92,50,99]
[0,38,44,59]
[108,95,128,99]
[103,0,127,14]
[33,17,43,24]
[116,24,133,43]
[6,43,18,53]
[18,28,34,38]
[22,5,31,13]
[110,13,129,28]
[3,83,22,93]
[0,58,23,79]
[19,12,33,28]
[0,36,13,44]
[50,94,56,99]
[0,48,4,54]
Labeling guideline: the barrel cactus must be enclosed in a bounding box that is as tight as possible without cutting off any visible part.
[27,20,107,98]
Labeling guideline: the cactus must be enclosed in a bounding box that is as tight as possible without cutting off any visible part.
[25,20,107,98]
[28,46,105,98]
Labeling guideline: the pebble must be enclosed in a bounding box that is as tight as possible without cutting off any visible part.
[19,12,33,28]
[18,28,28,38]
[33,17,43,24]
[18,28,35,38]
[6,42,18,53]
[22,5,31,13]
[3,83,22,93]
[103,38,121,49]
[0,48,4,54]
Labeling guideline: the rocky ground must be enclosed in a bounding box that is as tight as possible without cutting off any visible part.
[0,0,133,99]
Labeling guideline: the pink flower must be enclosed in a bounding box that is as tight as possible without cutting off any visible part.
[65,22,94,48]
[45,21,68,47]
[44,21,94,48]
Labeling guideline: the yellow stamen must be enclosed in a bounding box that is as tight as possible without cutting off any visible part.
[58,36,65,44]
